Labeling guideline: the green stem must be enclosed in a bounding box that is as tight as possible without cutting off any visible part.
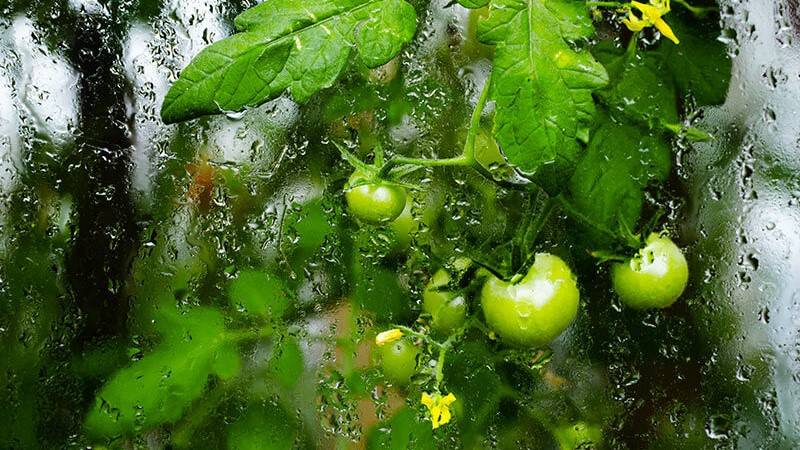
[332,141,371,173]
[434,345,447,388]
[432,321,476,389]
[673,0,717,16]
[225,325,274,343]
[374,141,385,168]
[395,325,444,349]
[462,70,493,165]
[590,251,629,263]
[511,197,557,281]
[379,70,494,180]
[377,155,469,179]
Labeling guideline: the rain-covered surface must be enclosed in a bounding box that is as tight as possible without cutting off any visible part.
[0,0,799,448]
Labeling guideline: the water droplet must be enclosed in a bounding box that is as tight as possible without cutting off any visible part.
[705,414,732,440]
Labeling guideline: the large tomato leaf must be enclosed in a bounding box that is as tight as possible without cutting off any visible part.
[477,0,608,194]
[161,0,417,123]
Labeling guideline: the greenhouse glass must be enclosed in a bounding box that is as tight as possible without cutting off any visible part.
[1,0,799,448]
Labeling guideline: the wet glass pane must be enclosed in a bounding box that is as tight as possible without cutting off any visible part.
[1,0,798,448]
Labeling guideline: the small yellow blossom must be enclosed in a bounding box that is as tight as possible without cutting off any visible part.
[421,392,457,429]
[622,0,680,44]
[375,328,403,346]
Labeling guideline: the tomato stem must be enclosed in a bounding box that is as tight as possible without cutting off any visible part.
[331,141,372,173]
[434,346,447,387]
[395,325,444,349]
[377,155,469,179]
[510,198,557,281]
[225,325,275,343]
[462,70,493,166]
[673,0,718,17]
[377,70,495,181]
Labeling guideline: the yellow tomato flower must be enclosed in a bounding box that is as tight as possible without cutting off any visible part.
[375,328,403,346]
[622,0,680,44]
[421,392,457,429]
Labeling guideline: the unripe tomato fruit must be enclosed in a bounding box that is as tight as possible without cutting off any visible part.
[379,338,420,385]
[345,170,407,224]
[611,233,689,309]
[481,253,579,347]
[388,200,417,248]
[423,266,468,334]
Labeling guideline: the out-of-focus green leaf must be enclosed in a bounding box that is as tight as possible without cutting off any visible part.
[269,334,304,388]
[352,256,413,322]
[366,407,435,450]
[286,199,333,268]
[552,421,603,450]
[458,0,489,8]
[211,343,243,381]
[227,401,299,450]
[84,307,231,438]
[228,269,291,318]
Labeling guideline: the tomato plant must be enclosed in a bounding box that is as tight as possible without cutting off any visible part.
[1,0,754,448]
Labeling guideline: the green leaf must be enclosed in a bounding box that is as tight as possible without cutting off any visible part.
[161,0,418,123]
[286,199,333,269]
[351,255,413,322]
[444,340,504,446]
[268,334,304,388]
[598,51,679,126]
[553,422,603,450]
[458,0,490,8]
[657,11,731,106]
[366,407,435,450]
[477,0,608,193]
[84,307,229,438]
[228,269,291,318]
[210,343,243,381]
[227,401,299,450]
[564,111,671,247]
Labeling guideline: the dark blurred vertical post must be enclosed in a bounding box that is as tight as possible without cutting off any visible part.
[68,7,139,342]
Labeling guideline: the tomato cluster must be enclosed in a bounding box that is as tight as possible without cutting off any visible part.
[344,167,689,388]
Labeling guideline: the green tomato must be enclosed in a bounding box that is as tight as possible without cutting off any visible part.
[481,253,580,347]
[612,233,689,309]
[422,265,468,334]
[345,171,407,224]
[379,338,420,385]
[388,200,418,249]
